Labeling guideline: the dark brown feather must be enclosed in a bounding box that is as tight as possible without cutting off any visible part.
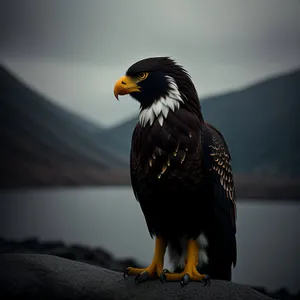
[207,125,237,223]
[127,57,236,281]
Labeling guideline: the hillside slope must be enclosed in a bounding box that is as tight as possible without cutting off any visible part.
[0,65,128,188]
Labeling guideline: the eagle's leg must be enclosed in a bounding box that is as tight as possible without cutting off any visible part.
[124,236,167,284]
[160,239,210,286]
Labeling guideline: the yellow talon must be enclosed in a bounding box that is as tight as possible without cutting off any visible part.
[124,237,167,281]
[161,239,209,285]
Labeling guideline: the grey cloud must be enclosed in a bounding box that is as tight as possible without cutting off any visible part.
[1,0,300,126]
[1,0,300,65]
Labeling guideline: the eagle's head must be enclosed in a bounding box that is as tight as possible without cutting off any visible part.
[114,57,202,127]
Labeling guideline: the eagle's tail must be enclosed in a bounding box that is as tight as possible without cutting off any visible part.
[200,231,237,282]
[202,262,232,281]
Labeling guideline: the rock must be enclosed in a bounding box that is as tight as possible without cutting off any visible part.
[0,238,142,272]
[0,253,275,300]
[1,238,298,299]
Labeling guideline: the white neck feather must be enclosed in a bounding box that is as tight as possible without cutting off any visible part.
[138,76,185,127]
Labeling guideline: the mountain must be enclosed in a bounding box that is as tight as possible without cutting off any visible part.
[0,64,128,188]
[99,69,300,177]
[2,64,299,190]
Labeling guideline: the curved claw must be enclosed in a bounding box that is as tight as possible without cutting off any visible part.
[123,267,130,279]
[159,269,169,284]
[180,273,191,287]
[135,271,150,285]
[202,275,210,286]
[134,276,140,285]
[134,275,140,285]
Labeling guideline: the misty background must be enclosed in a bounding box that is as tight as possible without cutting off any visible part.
[1,0,300,296]
[1,0,300,126]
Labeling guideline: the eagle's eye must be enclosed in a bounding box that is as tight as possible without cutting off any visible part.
[137,72,149,81]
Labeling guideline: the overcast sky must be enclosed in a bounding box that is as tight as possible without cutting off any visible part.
[1,0,300,127]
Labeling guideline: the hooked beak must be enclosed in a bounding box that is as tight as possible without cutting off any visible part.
[113,75,141,100]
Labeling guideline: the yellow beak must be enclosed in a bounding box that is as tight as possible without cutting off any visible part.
[113,75,141,100]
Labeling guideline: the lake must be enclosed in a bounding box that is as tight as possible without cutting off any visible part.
[0,186,299,293]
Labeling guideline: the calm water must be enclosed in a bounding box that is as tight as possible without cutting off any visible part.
[0,187,299,293]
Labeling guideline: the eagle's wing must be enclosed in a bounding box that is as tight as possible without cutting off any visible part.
[201,123,237,267]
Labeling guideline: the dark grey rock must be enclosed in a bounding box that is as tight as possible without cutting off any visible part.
[0,237,142,272]
[0,253,275,300]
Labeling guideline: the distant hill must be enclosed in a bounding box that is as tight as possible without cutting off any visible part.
[0,65,128,188]
[99,69,300,177]
[1,64,299,191]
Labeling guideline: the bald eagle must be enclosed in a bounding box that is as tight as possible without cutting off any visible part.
[114,57,237,286]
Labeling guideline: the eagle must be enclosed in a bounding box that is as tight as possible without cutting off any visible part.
[113,57,237,286]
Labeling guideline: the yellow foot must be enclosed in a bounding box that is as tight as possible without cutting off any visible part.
[123,237,167,284]
[160,239,210,287]
[160,266,210,287]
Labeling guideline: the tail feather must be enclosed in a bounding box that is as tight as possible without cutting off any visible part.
[202,230,236,281]
[200,262,232,281]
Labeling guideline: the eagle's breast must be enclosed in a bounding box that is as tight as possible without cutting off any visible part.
[135,77,203,183]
